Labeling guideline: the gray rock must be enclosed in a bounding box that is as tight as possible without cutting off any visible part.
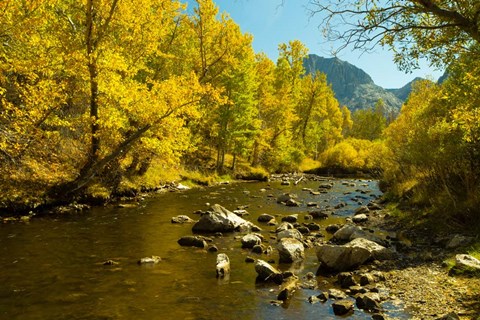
[216,253,230,278]
[245,256,255,263]
[137,256,161,264]
[276,193,297,204]
[254,259,283,283]
[332,224,386,246]
[356,292,381,311]
[316,238,394,271]
[297,226,310,234]
[326,224,342,233]
[276,222,294,233]
[251,244,265,254]
[309,209,330,219]
[233,209,249,217]
[277,238,305,263]
[354,206,370,215]
[257,213,275,222]
[360,273,375,286]
[446,234,473,249]
[177,236,207,248]
[328,288,348,300]
[285,199,300,207]
[332,224,363,242]
[352,214,368,223]
[319,183,334,189]
[450,254,480,275]
[337,272,358,288]
[207,245,219,252]
[281,214,298,223]
[317,291,329,301]
[192,204,259,233]
[308,295,321,304]
[277,229,303,241]
[241,234,262,249]
[332,299,354,315]
[171,215,196,224]
[367,202,382,210]
[306,222,321,231]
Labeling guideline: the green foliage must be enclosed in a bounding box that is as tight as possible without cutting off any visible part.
[348,100,387,140]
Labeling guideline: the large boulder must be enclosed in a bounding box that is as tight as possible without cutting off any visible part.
[332,224,386,246]
[277,238,305,263]
[192,204,259,233]
[254,259,283,283]
[316,238,394,272]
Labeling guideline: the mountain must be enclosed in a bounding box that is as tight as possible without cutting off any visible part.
[303,54,404,113]
[386,77,424,101]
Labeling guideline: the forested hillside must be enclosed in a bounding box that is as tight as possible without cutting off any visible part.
[1,0,480,226]
[0,0,351,211]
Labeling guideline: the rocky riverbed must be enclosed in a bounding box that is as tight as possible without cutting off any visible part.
[174,173,480,319]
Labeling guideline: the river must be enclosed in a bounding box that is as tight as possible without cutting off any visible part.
[0,177,409,319]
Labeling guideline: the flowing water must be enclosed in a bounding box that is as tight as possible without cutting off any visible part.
[0,178,408,319]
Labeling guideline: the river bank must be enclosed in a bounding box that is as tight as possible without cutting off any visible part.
[361,207,480,319]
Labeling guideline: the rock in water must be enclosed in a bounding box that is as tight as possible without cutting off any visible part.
[177,236,207,248]
[356,292,381,312]
[171,215,196,224]
[192,204,259,233]
[257,213,275,223]
[277,229,303,241]
[277,275,299,301]
[254,259,283,283]
[332,299,354,315]
[277,238,305,263]
[241,234,262,249]
[276,193,297,204]
[137,256,161,265]
[216,253,230,278]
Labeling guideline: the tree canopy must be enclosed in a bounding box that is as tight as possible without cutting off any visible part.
[310,0,480,70]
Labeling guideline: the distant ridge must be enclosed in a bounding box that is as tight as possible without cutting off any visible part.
[386,77,424,101]
[303,54,404,113]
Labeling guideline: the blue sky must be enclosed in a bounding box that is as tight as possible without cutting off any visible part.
[207,0,443,89]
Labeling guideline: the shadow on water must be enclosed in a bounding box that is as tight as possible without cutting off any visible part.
[0,178,411,319]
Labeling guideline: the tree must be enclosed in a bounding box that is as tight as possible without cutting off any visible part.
[349,100,387,140]
[309,0,480,70]
[0,0,208,205]
[294,71,344,159]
